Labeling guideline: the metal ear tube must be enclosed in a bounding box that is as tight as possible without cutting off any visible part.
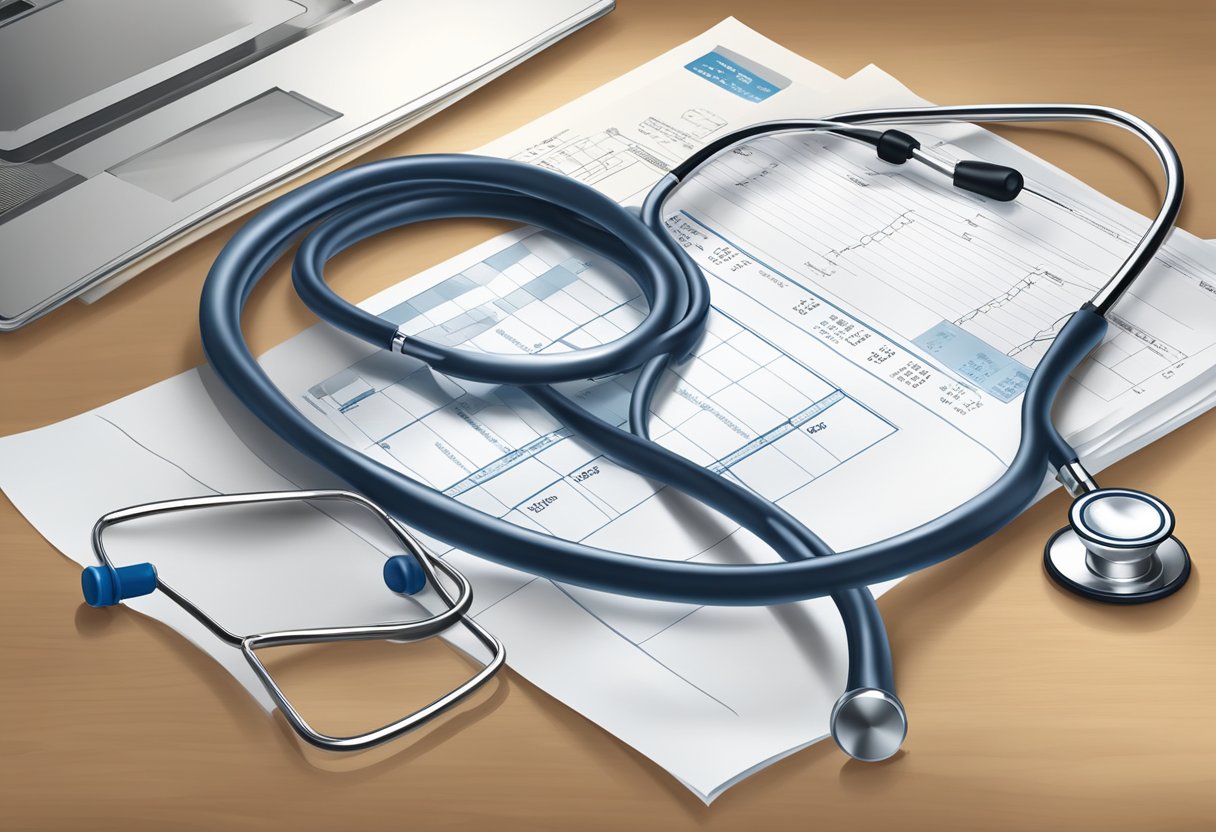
[82,489,505,751]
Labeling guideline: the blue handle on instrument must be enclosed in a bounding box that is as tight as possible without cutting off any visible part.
[383,555,426,595]
[81,563,158,608]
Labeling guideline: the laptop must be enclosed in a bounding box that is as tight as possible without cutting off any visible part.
[0,0,614,331]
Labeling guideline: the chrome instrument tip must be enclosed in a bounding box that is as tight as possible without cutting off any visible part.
[830,688,908,762]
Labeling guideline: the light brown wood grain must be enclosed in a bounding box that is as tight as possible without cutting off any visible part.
[2,2,1215,829]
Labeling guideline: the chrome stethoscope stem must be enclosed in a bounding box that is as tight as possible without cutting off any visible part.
[86,489,505,752]
[823,104,1184,315]
[662,105,1182,317]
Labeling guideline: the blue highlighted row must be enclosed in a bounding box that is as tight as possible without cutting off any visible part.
[913,320,1031,403]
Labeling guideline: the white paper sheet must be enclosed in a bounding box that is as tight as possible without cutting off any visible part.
[4,20,1216,802]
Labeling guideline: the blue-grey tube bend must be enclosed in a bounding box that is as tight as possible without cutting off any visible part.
[526,384,891,691]
[200,154,1107,607]
[230,154,893,693]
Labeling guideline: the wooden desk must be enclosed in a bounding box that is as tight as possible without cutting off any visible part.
[3,2,1214,828]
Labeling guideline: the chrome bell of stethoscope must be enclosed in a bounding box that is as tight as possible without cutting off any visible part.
[1045,462,1191,603]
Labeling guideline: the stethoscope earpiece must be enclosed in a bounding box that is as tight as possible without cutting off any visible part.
[82,490,504,751]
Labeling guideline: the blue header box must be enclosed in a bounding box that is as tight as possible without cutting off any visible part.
[685,49,787,103]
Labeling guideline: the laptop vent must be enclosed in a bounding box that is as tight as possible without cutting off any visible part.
[0,163,83,221]
[0,1,34,25]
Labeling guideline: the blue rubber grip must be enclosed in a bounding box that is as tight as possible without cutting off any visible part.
[383,555,426,595]
[81,563,158,608]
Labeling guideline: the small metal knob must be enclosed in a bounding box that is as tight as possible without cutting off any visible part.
[1045,487,1190,603]
[830,688,907,762]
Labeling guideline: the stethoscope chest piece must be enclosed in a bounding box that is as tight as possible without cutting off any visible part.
[1045,488,1191,603]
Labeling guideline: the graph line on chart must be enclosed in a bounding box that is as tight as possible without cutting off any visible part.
[955,266,1051,326]
[824,210,916,263]
[1006,311,1075,358]
[509,108,728,190]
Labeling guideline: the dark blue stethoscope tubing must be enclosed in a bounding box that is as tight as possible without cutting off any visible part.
[286,159,880,593]
[290,160,892,689]
[525,384,894,690]
[634,180,895,692]
[292,163,695,384]
[200,154,1107,609]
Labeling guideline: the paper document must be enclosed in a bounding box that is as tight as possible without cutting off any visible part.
[5,20,1216,802]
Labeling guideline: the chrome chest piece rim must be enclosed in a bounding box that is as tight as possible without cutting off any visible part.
[1044,488,1191,604]
[1044,529,1190,603]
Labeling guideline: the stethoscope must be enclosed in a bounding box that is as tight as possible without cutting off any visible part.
[82,105,1192,763]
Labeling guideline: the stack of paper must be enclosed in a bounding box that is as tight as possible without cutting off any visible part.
[4,19,1216,803]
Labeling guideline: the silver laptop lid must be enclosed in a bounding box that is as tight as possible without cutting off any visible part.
[0,0,613,330]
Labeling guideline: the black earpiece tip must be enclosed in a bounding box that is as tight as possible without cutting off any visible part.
[953,160,1024,201]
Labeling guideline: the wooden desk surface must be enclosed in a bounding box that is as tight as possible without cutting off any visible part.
[3,2,1215,829]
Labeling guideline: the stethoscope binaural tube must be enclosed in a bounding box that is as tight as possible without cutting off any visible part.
[199,105,1179,762]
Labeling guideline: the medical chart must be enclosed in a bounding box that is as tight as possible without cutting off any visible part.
[5,19,1216,803]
